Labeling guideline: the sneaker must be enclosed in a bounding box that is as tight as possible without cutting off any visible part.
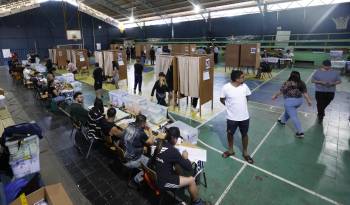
[277,119,286,125]
[295,132,304,138]
[133,90,136,94]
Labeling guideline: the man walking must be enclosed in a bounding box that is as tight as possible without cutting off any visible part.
[312,60,341,123]
[220,70,254,164]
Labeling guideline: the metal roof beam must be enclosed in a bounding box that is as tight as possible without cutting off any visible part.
[134,0,170,25]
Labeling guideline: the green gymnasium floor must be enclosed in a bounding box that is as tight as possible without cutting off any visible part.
[57,62,350,205]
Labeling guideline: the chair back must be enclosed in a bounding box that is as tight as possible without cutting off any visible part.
[141,163,160,195]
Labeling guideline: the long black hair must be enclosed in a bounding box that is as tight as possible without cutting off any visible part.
[288,71,301,83]
[92,97,104,114]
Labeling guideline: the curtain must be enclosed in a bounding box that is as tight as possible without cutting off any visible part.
[94,51,104,68]
[48,49,53,62]
[71,50,77,66]
[103,51,114,77]
[177,56,189,96]
[52,49,57,64]
[155,55,173,75]
[188,57,200,98]
[66,50,72,62]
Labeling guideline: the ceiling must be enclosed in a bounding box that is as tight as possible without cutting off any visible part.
[80,0,254,22]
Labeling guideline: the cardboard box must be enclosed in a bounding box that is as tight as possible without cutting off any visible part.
[0,88,4,96]
[11,183,73,205]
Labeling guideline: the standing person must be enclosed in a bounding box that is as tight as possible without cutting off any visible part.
[272,71,312,138]
[134,57,143,94]
[312,60,341,123]
[67,60,78,79]
[126,47,131,62]
[122,114,155,188]
[151,72,168,106]
[220,70,254,164]
[284,50,294,68]
[93,63,104,99]
[131,46,136,59]
[112,61,119,89]
[150,47,156,65]
[153,127,205,205]
[166,65,174,105]
[214,46,219,64]
[140,51,146,66]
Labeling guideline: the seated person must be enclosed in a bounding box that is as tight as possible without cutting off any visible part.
[101,108,123,143]
[87,98,105,140]
[153,127,204,205]
[70,92,88,125]
[122,114,155,188]
[67,60,78,74]
[46,59,55,73]
[47,73,65,103]
[23,65,32,81]
[256,59,271,79]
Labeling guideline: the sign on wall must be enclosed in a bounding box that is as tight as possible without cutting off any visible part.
[2,49,11,58]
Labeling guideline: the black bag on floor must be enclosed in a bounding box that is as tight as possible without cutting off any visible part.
[0,122,42,177]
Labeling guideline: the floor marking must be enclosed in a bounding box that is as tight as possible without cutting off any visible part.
[198,138,341,205]
[210,70,340,205]
[306,69,316,84]
[195,68,287,129]
[249,101,315,116]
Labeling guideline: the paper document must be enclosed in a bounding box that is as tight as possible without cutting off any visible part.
[203,71,210,80]
[175,145,207,162]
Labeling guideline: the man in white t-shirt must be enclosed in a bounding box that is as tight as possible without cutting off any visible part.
[220,70,254,164]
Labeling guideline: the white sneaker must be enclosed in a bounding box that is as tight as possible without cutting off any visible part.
[295,132,304,138]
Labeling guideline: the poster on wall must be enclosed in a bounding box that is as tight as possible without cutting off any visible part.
[250,48,256,54]
[118,52,124,66]
[96,43,101,50]
[2,49,11,58]
[79,52,85,62]
[205,58,210,70]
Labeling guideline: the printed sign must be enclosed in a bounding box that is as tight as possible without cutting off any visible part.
[2,49,11,58]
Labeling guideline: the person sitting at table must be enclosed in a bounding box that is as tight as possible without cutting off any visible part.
[46,59,55,73]
[47,73,65,104]
[255,59,271,79]
[122,114,156,189]
[23,65,32,81]
[67,60,78,79]
[101,107,123,144]
[152,127,204,205]
[87,98,105,140]
[284,50,294,68]
[70,91,88,125]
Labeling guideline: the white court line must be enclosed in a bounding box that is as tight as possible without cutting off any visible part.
[306,69,316,84]
[210,69,341,205]
[249,101,315,116]
[195,68,287,129]
[198,138,341,205]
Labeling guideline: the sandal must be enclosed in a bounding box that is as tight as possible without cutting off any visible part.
[222,151,235,158]
[243,155,254,164]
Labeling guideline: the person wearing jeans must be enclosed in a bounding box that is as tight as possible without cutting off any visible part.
[311,60,341,123]
[272,71,312,138]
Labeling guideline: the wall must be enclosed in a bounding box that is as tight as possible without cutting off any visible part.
[0,2,121,65]
[1,1,350,65]
[126,2,350,39]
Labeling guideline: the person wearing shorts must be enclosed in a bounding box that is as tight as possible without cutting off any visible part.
[220,70,254,164]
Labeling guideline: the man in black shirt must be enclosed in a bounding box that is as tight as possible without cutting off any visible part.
[47,73,65,104]
[154,127,204,205]
[93,63,104,99]
[70,92,88,125]
[134,57,144,94]
[150,47,155,65]
[101,108,122,143]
